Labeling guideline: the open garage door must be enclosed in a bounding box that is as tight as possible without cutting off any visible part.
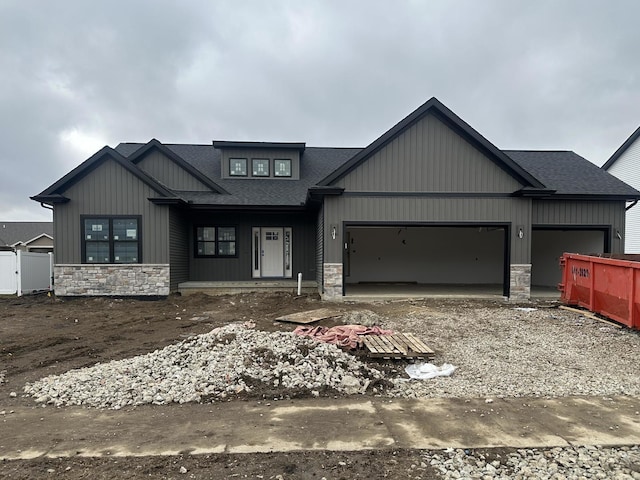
[531,227,608,290]
[344,225,509,297]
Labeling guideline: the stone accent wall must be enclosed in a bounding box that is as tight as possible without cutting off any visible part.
[322,263,343,300]
[509,264,531,302]
[54,264,170,296]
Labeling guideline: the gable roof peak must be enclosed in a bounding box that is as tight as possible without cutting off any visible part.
[318,97,545,188]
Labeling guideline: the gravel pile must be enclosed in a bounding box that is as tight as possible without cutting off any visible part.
[426,445,640,479]
[24,323,385,409]
[381,305,640,399]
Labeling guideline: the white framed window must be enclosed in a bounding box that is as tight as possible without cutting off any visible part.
[252,158,270,177]
[274,159,292,177]
[229,158,248,176]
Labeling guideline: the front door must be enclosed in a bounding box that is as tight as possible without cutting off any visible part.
[261,228,284,277]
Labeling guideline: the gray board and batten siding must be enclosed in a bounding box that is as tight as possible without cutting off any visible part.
[333,114,523,193]
[53,158,170,264]
[323,113,532,264]
[137,150,211,192]
[531,199,626,254]
[186,211,316,282]
[169,208,190,291]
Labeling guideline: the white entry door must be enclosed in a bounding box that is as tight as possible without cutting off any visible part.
[261,228,284,277]
[252,227,293,278]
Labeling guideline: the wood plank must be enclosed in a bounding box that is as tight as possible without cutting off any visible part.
[558,306,623,329]
[398,333,422,353]
[366,335,390,354]
[275,308,341,324]
[363,337,382,354]
[385,335,409,355]
[379,335,405,355]
[403,333,435,354]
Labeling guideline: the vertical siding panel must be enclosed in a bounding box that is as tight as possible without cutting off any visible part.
[54,158,169,265]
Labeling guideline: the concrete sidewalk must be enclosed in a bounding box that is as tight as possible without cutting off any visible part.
[1,395,639,459]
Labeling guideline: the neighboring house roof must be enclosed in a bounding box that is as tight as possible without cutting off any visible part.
[33,97,640,208]
[0,222,53,247]
[505,150,640,198]
[602,125,640,170]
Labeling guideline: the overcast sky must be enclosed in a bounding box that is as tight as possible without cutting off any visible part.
[1,0,639,221]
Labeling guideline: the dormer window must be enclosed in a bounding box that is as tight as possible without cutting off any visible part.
[274,159,291,177]
[229,158,247,176]
[252,158,270,177]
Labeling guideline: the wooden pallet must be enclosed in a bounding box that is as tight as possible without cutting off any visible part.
[363,333,435,359]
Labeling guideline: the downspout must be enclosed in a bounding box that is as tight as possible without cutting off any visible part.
[626,200,638,211]
[39,202,54,211]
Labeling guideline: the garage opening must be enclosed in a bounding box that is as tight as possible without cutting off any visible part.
[344,225,508,297]
[531,227,608,291]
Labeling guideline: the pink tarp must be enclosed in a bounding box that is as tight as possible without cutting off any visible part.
[293,324,394,349]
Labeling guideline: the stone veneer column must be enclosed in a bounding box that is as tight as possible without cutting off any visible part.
[322,263,343,300]
[509,264,531,302]
[54,264,170,296]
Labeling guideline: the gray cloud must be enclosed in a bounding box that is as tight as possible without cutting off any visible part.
[1,0,639,220]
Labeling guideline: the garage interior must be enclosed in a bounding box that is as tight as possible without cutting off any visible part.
[343,225,508,298]
[531,228,606,290]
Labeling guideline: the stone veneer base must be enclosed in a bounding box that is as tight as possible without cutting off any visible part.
[509,263,532,302]
[322,263,343,300]
[54,264,170,296]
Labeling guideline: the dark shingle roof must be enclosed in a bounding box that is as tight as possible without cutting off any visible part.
[113,140,640,206]
[504,151,640,197]
[0,222,53,246]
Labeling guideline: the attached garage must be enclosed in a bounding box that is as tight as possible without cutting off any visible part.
[344,224,508,296]
[316,99,640,301]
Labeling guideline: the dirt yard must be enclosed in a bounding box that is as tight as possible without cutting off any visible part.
[0,292,438,479]
[1,292,639,479]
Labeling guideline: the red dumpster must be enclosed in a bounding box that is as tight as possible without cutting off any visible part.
[558,253,640,330]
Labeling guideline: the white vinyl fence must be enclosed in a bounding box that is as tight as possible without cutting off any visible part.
[0,251,53,296]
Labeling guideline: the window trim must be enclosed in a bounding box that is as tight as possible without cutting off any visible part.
[229,158,248,177]
[81,215,142,264]
[194,225,238,258]
[251,158,270,177]
[274,158,292,177]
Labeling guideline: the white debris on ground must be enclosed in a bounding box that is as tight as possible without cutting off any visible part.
[24,323,385,409]
[426,445,640,480]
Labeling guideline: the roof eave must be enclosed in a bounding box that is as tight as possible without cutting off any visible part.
[30,194,70,204]
[213,141,306,152]
[513,187,557,197]
[533,193,640,201]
